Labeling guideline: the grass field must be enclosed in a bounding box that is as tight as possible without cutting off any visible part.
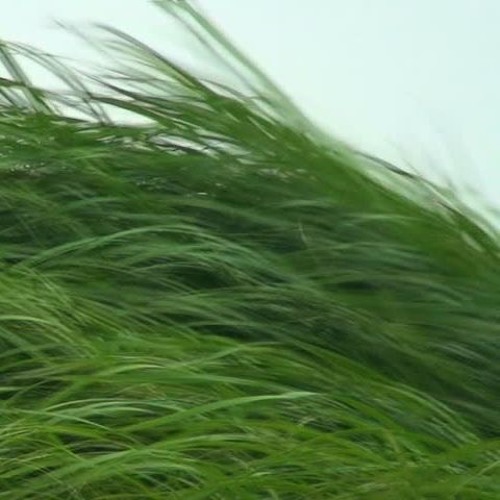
[0,1,499,498]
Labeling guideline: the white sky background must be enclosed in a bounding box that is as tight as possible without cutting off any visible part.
[1,0,499,217]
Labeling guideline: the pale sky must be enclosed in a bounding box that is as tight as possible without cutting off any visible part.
[1,0,499,216]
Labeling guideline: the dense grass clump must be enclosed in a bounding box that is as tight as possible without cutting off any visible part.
[0,1,499,497]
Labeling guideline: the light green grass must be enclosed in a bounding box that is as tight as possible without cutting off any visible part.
[0,1,499,498]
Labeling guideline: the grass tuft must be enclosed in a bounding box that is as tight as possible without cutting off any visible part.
[0,1,499,497]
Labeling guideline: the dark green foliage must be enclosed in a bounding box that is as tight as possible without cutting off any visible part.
[0,1,499,497]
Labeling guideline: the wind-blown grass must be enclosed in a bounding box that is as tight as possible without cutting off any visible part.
[0,1,499,497]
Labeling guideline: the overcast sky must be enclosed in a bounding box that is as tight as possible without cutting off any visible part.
[1,0,499,216]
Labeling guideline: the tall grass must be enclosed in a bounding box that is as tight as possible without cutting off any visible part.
[0,1,499,497]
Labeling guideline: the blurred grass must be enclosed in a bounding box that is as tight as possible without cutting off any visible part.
[0,0,499,498]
